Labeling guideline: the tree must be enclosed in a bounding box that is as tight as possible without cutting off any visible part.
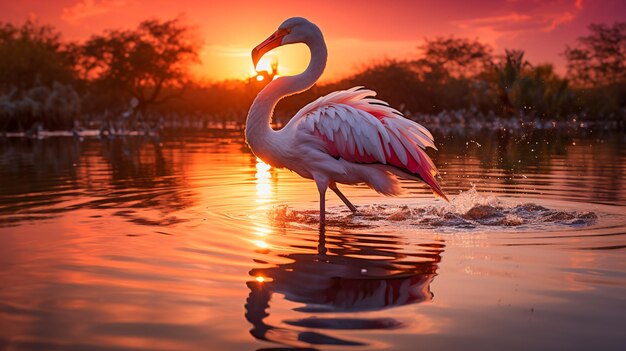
[491,50,573,117]
[493,49,529,114]
[0,20,77,93]
[0,21,80,131]
[407,36,496,113]
[564,22,626,86]
[80,18,200,117]
[417,36,493,79]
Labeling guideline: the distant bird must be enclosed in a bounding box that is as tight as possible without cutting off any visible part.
[246,17,447,225]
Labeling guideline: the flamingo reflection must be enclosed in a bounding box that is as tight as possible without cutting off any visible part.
[245,228,445,348]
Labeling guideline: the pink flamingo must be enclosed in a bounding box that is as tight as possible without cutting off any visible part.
[246,17,447,225]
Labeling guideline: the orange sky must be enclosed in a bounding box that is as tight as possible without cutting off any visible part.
[2,0,625,82]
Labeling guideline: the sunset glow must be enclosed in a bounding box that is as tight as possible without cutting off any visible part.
[252,55,284,80]
[1,0,625,349]
[2,0,624,82]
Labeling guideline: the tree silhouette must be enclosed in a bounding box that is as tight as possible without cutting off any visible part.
[80,18,200,118]
[0,20,76,93]
[493,49,529,114]
[0,20,80,131]
[564,22,626,86]
[417,36,493,79]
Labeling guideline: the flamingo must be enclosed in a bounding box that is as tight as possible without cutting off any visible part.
[246,17,447,225]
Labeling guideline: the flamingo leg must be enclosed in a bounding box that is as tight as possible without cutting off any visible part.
[330,184,358,213]
[315,178,328,227]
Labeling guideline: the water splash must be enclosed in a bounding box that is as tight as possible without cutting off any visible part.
[268,186,598,231]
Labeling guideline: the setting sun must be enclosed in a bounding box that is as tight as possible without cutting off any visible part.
[252,56,275,76]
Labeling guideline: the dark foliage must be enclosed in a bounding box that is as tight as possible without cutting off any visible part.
[80,18,199,118]
[0,18,623,132]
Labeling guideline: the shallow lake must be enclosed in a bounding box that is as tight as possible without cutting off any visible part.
[0,129,625,350]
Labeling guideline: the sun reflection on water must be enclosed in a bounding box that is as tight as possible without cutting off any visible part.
[253,239,269,249]
[252,158,276,253]
[254,226,271,237]
[255,158,272,204]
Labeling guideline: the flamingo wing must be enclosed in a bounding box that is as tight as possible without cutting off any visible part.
[291,87,447,200]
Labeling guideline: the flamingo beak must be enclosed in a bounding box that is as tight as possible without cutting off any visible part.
[252,28,290,69]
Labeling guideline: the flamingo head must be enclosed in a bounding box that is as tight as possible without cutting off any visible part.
[252,17,322,69]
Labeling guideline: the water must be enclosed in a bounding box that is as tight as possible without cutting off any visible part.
[0,130,625,350]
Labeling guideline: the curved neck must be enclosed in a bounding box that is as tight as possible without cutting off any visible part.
[246,36,327,145]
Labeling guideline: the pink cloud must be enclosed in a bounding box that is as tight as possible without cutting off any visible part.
[544,11,575,31]
[575,0,583,10]
[61,0,127,23]
[454,0,582,35]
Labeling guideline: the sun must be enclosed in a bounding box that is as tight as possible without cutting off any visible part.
[250,56,275,76]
